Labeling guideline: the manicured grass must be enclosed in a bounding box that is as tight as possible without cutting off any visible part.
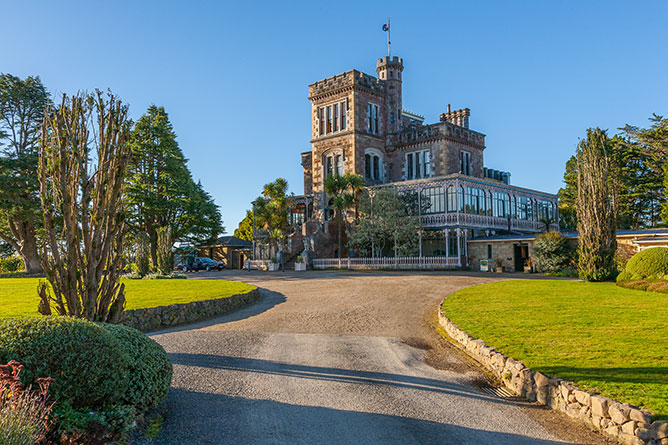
[0,278,255,318]
[443,280,668,421]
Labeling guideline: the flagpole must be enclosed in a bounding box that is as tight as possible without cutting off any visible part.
[387,18,391,57]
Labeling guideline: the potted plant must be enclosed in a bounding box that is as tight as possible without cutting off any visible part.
[295,255,306,271]
[524,258,533,273]
[268,255,280,271]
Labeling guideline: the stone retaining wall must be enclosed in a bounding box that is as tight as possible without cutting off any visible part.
[121,288,261,332]
[438,303,667,445]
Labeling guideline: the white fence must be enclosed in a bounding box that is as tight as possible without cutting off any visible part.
[313,256,461,270]
[246,259,273,270]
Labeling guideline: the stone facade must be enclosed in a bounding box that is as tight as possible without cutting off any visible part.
[438,303,667,445]
[298,53,558,259]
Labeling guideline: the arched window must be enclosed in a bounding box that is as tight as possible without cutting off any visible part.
[324,149,344,178]
[364,149,384,182]
[447,185,457,213]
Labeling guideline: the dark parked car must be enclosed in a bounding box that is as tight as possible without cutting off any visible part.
[180,257,225,272]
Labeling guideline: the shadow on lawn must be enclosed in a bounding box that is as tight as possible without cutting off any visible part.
[539,366,668,386]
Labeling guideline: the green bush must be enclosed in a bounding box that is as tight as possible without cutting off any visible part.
[618,247,668,282]
[0,317,131,410]
[0,317,173,440]
[0,256,23,273]
[533,232,575,274]
[103,324,172,413]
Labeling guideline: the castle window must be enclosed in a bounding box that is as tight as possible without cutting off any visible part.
[326,106,333,133]
[325,156,333,178]
[335,155,343,176]
[367,103,379,134]
[460,151,472,176]
[405,150,431,180]
[341,101,346,130]
[318,101,347,136]
[318,108,324,135]
[364,151,383,181]
[333,103,339,132]
[390,112,394,124]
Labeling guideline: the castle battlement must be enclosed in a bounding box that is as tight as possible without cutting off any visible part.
[376,56,404,68]
[308,69,384,101]
[388,121,486,149]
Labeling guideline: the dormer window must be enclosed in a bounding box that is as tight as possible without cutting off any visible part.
[318,100,348,136]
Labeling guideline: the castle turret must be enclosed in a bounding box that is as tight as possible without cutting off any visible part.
[376,56,403,133]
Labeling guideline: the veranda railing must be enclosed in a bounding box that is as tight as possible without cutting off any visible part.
[312,256,461,270]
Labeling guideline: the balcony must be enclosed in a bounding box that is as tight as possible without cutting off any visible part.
[420,213,555,233]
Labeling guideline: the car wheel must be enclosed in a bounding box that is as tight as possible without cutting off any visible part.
[206,265,212,271]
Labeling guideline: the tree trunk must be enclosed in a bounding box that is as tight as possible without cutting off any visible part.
[6,218,43,274]
[337,213,342,259]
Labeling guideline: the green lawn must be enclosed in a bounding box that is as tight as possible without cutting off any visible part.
[443,280,668,421]
[0,278,255,318]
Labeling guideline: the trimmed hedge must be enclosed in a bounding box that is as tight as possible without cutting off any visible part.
[0,317,173,439]
[104,323,172,413]
[0,317,131,410]
[617,247,668,282]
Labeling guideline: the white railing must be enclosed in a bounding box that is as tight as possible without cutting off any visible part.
[313,256,461,270]
[420,212,549,233]
[246,259,273,270]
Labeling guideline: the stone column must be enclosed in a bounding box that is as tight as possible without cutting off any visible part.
[444,229,449,257]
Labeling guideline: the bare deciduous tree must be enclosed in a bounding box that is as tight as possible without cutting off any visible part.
[37,91,132,322]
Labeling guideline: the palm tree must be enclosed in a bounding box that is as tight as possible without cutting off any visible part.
[324,173,365,258]
[343,172,365,220]
[253,178,295,263]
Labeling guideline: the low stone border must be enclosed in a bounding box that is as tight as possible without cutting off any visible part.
[121,288,261,332]
[438,302,667,445]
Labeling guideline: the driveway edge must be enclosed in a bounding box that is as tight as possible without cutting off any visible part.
[122,288,262,332]
[438,300,666,445]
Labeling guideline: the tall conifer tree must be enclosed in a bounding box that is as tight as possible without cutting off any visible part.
[0,74,50,273]
[126,106,222,264]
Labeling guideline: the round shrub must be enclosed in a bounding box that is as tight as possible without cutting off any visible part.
[0,317,131,411]
[620,247,668,281]
[102,323,172,413]
[533,232,575,274]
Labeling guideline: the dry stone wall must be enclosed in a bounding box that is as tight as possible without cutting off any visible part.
[121,288,261,332]
[438,303,667,445]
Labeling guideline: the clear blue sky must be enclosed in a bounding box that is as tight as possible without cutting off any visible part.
[4,1,667,232]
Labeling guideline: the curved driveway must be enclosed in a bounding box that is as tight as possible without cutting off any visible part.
[141,270,609,445]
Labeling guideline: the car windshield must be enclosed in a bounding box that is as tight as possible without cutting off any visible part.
[199,258,213,263]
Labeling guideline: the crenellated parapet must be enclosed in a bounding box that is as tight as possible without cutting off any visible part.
[308,70,385,102]
[387,121,485,149]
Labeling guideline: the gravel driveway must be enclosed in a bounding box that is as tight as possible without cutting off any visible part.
[138,270,609,445]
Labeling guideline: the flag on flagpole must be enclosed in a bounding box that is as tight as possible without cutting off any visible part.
[382,23,389,32]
